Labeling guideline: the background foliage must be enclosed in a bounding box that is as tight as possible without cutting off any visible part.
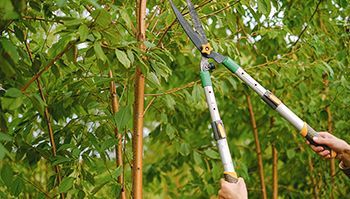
[0,0,349,198]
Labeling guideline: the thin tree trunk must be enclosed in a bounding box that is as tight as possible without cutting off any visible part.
[246,95,267,199]
[36,79,64,199]
[308,157,319,199]
[272,145,278,199]
[322,74,335,199]
[108,70,126,199]
[270,117,278,199]
[25,37,64,199]
[132,1,147,198]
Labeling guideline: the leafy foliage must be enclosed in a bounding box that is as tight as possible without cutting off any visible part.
[0,0,349,198]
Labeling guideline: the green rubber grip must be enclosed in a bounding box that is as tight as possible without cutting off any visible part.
[200,71,212,87]
[222,57,240,73]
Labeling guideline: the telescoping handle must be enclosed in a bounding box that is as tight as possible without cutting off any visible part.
[200,70,239,183]
[222,57,337,158]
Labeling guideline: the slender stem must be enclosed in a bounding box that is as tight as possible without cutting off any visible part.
[132,1,147,198]
[36,79,64,199]
[21,41,76,92]
[200,0,240,19]
[322,73,335,199]
[143,96,157,115]
[108,70,126,199]
[246,95,267,199]
[144,80,197,96]
[270,117,278,199]
[292,130,319,199]
[292,0,322,47]
[272,145,278,199]
[25,35,64,199]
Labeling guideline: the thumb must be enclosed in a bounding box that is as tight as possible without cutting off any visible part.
[313,135,329,145]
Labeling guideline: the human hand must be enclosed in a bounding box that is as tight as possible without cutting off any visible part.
[308,132,350,167]
[218,178,247,199]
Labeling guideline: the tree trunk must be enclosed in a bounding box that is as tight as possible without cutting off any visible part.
[132,0,147,198]
[108,70,126,199]
[246,95,267,199]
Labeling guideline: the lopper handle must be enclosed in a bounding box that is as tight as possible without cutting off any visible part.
[224,171,238,183]
[301,123,337,158]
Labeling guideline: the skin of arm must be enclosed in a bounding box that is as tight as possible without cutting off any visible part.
[218,178,248,199]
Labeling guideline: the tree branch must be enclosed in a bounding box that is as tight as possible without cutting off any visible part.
[292,0,322,47]
[145,80,198,97]
[21,41,76,92]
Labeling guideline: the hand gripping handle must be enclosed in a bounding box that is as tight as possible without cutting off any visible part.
[300,123,337,158]
[224,171,238,183]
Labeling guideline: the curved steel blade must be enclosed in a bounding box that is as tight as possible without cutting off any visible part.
[169,0,203,51]
[186,0,208,44]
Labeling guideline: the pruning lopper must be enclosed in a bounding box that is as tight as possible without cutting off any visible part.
[169,0,336,183]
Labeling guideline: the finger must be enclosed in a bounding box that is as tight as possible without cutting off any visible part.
[306,140,310,145]
[310,145,324,152]
[319,150,330,157]
[313,136,329,145]
[220,178,225,185]
[218,190,223,197]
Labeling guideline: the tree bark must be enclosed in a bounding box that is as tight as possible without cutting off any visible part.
[108,70,126,199]
[246,95,267,199]
[272,145,278,199]
[132,0,147,198]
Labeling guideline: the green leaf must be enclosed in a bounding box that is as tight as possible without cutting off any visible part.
[166,125,176,140]
[286,149,295,159]
[1,97,23,110]
[58,177,74,193]
[29,94,47,115]
[322,61,334,79]
[127,49,134,63]
[144,41,156,49]
[78,24,89,42]
[257,0,268,15]
[10,177,24,197]
[0,144,9,160]
[0,132,12,141]
[204,149,220,159]
[114,106,132,129]
[14,26,24,42]
[179,143,190,156]
[115,49,130,68]
[147,72,161,87]
[91,9,112,27]
[94,42,107,62]
[52,156,72,166]
[0,38,19,63]
[5,88,22,98]
[48,35,72,58]
[1,163,13,184]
